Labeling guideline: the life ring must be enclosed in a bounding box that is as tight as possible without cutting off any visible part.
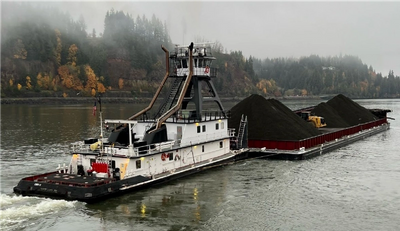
[204,66,210,74]
[161,153,167,161]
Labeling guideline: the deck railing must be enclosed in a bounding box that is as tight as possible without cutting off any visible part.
[169,66,217,77]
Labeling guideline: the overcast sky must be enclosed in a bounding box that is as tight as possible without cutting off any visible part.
[34,1,400,76]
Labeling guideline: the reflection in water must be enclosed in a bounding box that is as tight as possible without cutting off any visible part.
[140,203,146,218]
[193,187,200,222]
[80,168,231,230]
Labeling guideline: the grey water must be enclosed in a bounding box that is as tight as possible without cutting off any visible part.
[1,99,399,231]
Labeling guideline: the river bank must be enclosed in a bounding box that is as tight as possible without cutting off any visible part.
[0,97,153,105]
[0,95,325,105]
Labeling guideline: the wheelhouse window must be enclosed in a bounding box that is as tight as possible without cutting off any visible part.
[198,59,204,68]
[202,125,206,132]
[182,59,188,68]
[136,160,141,169]
[215,123,219,130]
[197,126,201,133]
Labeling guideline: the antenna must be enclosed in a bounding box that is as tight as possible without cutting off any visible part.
[97,94,104,155]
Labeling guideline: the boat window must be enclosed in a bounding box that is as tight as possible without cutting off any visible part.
[197,126,201,133]
[202,145,204,152]
[215,123,219,130]
[220,141,223,148]
[177,126,182,140]
[136,160,141,169]
[175,60,181,68]
[198,59,204,68]
[169,153,173,161]
[109,160,116,169]
[202,125,206,132]
[182,59,188,68]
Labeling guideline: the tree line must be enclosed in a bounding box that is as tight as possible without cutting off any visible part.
[1,2,399,99]
[252,55,400,98]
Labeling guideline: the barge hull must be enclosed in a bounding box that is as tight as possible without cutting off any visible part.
[246,122,389,160]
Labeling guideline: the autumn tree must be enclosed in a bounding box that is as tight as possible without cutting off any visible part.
[37,72,52,90]
[97,82,106,93]
[58,65,83,90]
[58,66,73,89]
[26,76,32,90]
[256,79,278,96]
[67,44,78,67]
[118,78,124,89]
[84,65,97,96]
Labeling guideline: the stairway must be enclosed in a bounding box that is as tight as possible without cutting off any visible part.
[237,114,247,149]
[154,78,184,119]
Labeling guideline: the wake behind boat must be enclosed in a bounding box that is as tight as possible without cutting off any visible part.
[13,42,243,203]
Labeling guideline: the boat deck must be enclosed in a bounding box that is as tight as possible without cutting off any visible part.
[31,173,115,187]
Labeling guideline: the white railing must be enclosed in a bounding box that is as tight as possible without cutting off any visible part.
[133,140,176,156]
[71,141,88,152]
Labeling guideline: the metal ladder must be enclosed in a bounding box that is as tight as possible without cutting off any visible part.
[154,78,183,119]
[237,114,247,149]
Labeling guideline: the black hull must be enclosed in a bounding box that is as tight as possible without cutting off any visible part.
[13,156,235,203]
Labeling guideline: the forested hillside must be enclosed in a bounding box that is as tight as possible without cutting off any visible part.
[1,2,399,99]
[1,3,173,98]
[253,55,400,98]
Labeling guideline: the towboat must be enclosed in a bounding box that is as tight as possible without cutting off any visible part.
[13,42,242,203]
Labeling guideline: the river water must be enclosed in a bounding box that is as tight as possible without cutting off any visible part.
[1,99,399,231]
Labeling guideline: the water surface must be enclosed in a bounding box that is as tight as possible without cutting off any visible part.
[1,99,399,231]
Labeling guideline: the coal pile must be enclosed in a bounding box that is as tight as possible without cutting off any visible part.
[228,94,321,141]
[311,102,350,128]
[312,94,377,127]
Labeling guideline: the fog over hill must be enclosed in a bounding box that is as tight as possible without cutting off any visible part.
[25,1,400,77]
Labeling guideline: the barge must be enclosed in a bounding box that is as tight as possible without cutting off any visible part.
[229,94,392,160]
[246,118,390,160]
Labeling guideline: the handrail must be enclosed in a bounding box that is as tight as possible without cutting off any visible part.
[128,45,170,120]
[149,42,194,133]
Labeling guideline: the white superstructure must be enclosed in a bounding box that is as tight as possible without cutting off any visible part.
[65,42,237,191]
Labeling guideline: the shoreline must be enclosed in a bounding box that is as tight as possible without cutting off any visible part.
[0,96,319,105]
[2,95,394,105]
[0,97,152,105]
